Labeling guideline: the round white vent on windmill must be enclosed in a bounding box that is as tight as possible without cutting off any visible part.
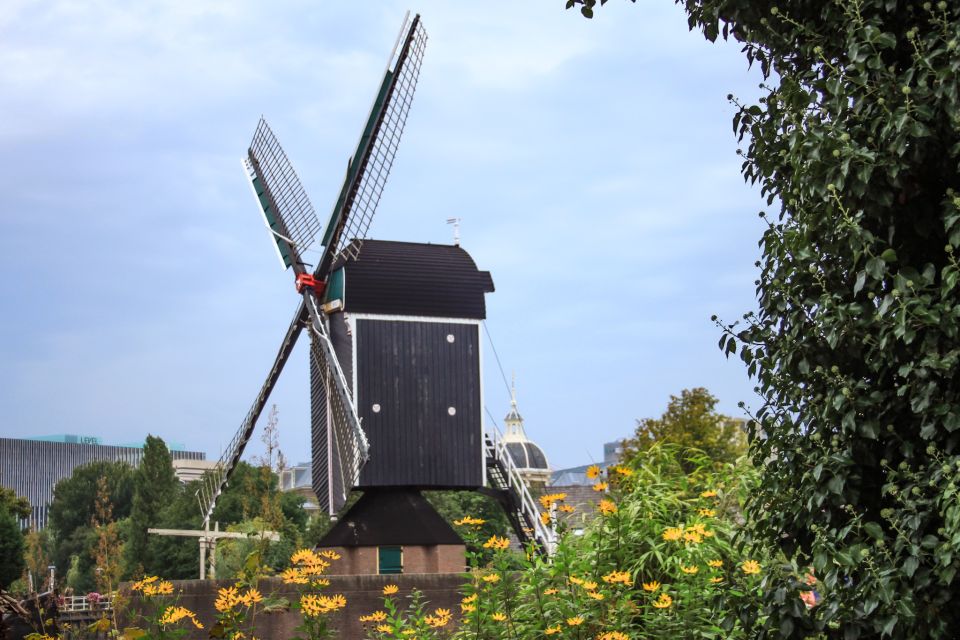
[448,407,456,416]
[372,404,381,413]
[446,334,455,343]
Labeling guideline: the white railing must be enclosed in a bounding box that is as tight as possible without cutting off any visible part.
[60,594,113,613]
[485,427,558,555]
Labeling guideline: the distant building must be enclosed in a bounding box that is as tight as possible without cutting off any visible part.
[549,439,625,486]
[500,379,551,491]
[0,435,205,529]
[279,461,321,514]
[171,458,220,484]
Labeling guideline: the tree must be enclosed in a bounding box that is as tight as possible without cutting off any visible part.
[125,435,179,577]
[0,504,25,590]
[570,1,960,638]
[48,461,134,589]
[22,528,52,592]
[0,486,31,521]
[622,387,747,469]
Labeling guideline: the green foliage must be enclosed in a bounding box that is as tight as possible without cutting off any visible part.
[622,387,747,469]
[126,436,179,577]
[0,504,26,589]
[570,0,960,636]
[1,486,32,520]
[373,446,776,639]
[425,490,511,556]
[48,460,133,590]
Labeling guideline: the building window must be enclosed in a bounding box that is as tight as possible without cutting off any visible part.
[378,546,403,574]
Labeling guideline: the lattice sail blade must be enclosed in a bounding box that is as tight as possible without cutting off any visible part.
[196,302,307,526]
[316,13,428,275]
[309,332,350,515]
[245,118,323,270]
[305,297,368,506]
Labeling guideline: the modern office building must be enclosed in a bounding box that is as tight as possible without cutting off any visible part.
[0,435,206,529]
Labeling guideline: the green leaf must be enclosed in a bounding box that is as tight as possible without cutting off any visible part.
[854,270,867,294]
[863,521,884,540]
[903,556,919,577]
[866,257,885,279]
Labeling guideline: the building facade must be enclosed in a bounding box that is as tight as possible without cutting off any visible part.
[0,435,205,529]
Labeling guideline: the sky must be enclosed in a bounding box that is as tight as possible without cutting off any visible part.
[0,1,769,471]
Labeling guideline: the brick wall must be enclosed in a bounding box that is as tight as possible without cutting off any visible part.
[122,573,465,639]
[320,545,466,575]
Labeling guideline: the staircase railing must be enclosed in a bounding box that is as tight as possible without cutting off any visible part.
[484,427,557,555]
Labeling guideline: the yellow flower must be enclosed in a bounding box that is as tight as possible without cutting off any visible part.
[599,633,629,640]
[586,465,601,479]
[708,559,723,568]
[742,560,762,575]
[538,493,568,509]
[376,624,392,633]
[482,574,501,583]
[491,612,507,621]
[698,508,717,517]
[582,580,598,591]
[592,481,608,492]
[700,490,718,498]
[680,564,699,574]
[545,626,563,635]
[642,581,660,592]
[454,516,487,526]
[319,550,341,561]
[243,589,263,605]
[566,616,584,626]
[598,499,617,515]
[425,613,451,628]
[568,576,584,585]
[359,611,388,623]
[587,591,605,600]
[602,570,631,585]
[652,593,673,609]
[462,594,478,604]
[662,526,683,541]
[383,584,399,595]
[460,603,476,613]
[131,576,159,592]
[435,608,451,618]
[159,606,203,629]
[215,586,240,612]
[280,568,308,585]
[313,578,330,587]
[613,465,634,477]
[683,530,703,544]
[710,577,723,583]
[482,535,511,551]
[291,549,322,566]
[543,588,559,595]
[558,504,575,513]
[540,511,552,525]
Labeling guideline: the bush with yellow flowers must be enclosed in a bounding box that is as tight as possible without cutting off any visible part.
[123,575,204,639]
[282,548,347,640]
[447,444,779,639]
[359,584,454,639]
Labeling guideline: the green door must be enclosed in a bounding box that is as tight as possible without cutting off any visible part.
[378,546,403,574]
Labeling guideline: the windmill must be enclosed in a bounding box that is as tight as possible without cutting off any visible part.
[195,13,557,565]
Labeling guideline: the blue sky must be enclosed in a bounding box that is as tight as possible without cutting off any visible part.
[0,1,767,470]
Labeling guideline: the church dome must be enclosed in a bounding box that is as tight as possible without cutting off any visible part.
[506,441,549,471]
[500,376,550,475]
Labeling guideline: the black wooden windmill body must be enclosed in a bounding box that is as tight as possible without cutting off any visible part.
[195,13,556,561]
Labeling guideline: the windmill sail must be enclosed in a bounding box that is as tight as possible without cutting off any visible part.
[316,13,428,276]
[305,296,369,511]
[245,118,323,271]
[196,303,307,527]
